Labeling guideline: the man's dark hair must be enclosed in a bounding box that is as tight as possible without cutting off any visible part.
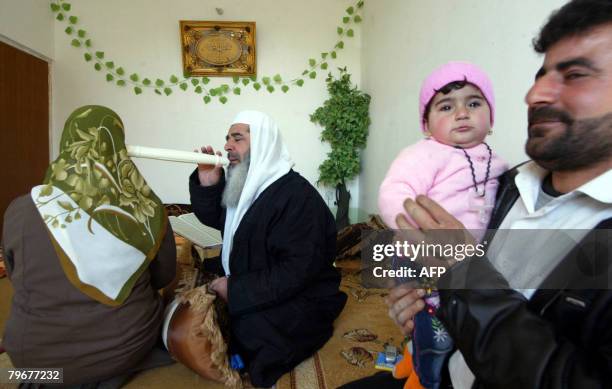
[533,0,612,53]
[423,79,469,124]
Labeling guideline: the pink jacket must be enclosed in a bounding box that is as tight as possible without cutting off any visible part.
[378,139,508,235]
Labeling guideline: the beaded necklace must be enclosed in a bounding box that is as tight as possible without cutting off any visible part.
[454,143,492,197]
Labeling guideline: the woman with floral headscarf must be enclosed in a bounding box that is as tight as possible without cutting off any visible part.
[2,105,176,386]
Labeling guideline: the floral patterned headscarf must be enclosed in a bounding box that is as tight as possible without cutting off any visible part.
[31,105,166,305]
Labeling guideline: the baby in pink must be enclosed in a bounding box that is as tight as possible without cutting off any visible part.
[379,61,508,240]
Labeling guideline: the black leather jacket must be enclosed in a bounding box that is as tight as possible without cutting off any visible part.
[437,166,612,389]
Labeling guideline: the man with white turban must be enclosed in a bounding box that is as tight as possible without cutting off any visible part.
[189,111,347,387]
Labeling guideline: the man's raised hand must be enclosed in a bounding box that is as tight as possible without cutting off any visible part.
[196,145,223,186]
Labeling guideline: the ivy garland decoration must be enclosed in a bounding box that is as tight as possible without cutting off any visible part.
[50,0,364,105]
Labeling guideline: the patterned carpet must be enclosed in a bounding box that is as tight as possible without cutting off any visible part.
[277,263,402,389]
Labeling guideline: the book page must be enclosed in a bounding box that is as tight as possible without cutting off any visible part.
[169,213,222,248]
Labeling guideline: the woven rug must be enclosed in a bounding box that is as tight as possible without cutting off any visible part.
[277,262,402,389]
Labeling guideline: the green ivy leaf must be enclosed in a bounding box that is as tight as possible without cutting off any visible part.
[321,62,328,70]
[65,26,73,35]
[142,78,151,86]
[346,6,354,15]
[262,77,271,85]
[130,73,139,82]
[69,16,78,24]
[336,41,345,49]
[354,15,362,23]
[77,29,86,38]
[357,0,364,8]
[219,96,228,104]
[180,83,188,91]
[309,58,316,67]
[71,39,81,47]
[347,29,354,37]
[232,76,239,84]
[134,86,142,95]
[84,53,92,61]
[170,75,179,83]
[343,16,350,24]
[50,3,60,12]
[164,87,172,96]
[105,61,114,69]
[253,82,261,91]
[337,27,343,35]
[282,85,289,93]
[202,77,210,84]
[95,51,104,59]
[203,95,211,104]
[56,13,64,21]
[209,88,218,96]
[302,70,309,76]
[221,84,230,93]
[155,79,164,87]
[117,79,126,86]
[309,71,317,79]
[191,78,199,86]
[116,67,125,76]
[321,52,328,59]
[106,73,114,82]
[267,85,275,93]
[233,87,241,95]
[242,78,250,86]
[249,75,257,81]
[273,74,282,83]
[331,51,337,59]
[154,89,162,95]
[194,86,203,94]
[94,63,102,71]
[85,39,92,47]
[62,3,71,11]
[296,79,305,87]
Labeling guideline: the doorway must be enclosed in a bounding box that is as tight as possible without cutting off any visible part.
[0,40,50,236]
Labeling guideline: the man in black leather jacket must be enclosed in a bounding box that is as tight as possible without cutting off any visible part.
[386,1,612,388]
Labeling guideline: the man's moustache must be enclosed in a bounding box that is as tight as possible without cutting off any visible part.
[528,106,574,128]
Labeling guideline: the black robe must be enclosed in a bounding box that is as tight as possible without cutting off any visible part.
[189,169,347,387]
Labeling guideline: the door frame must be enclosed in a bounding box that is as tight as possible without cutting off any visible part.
[0,33,53,162]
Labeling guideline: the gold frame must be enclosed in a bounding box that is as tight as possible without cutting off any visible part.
[180,21,256,77]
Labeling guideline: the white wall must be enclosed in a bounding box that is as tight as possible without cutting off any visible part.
[0,0,54,60]
[358,0,568,215]
[51,0,362,204]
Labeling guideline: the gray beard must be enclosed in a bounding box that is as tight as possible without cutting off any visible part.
[221,152,250,208]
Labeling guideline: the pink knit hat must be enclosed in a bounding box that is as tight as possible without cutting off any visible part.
[419,61,495,131]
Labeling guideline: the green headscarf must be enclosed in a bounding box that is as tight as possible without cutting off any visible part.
[33,105,167,305]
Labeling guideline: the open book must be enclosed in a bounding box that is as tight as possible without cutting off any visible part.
[168,213,222,248]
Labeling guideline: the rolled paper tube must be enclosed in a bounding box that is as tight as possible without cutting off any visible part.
[126,145,229,167]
